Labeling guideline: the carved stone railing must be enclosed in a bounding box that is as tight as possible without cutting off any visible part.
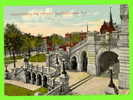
[26,64,56,77]
[47,85,62,95]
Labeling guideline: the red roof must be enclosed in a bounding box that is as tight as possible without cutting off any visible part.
[100,21,115,33]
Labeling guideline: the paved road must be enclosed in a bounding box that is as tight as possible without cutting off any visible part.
[70,77,129,95]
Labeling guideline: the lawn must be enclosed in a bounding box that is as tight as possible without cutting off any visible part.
[29,53,47,62]
[5,56,23,64]
[5,83,48,96]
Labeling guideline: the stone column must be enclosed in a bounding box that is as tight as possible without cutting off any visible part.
[77,55,82,72]
[118,5,129,89]
[87,33,97,75]
[30,73,33,84]
[41,77,44,87]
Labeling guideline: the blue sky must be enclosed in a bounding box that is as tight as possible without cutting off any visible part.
[5,5,120,36]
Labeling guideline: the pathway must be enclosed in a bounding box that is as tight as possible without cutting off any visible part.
[69,77,129,95]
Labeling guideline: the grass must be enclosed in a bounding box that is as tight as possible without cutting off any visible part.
[29,53,47,62]
[5,56,23,64]
[5,83,48,96]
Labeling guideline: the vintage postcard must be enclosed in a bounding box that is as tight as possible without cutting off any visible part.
[4,5,129,96]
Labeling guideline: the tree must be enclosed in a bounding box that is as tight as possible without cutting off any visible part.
[50,34,65,49]
[71,33,81,43]
[21,33,36,57]
[4,23,22,68]
[34,34,44,53]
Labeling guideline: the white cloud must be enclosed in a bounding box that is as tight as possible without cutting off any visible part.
[6,19,104,37]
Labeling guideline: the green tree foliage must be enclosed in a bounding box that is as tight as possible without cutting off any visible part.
[49,34,65,49]
[71,33,81,43]
[4,24,23,68]
[34,34,44,53]
[21,33,36,57]
[4,24,44,66]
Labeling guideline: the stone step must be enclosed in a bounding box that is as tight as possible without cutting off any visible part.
[119,59,129,63]
[120,66,129,71]
[119,50,129,54]
[119,70,129,74]
[119,54,129,57]
[119,47,129,50]
[119,54,129,58]
[119,57,129,62]
[119,63,129,69]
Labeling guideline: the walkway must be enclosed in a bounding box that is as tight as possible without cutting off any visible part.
[67,71,89,86]
[69,77,129,95]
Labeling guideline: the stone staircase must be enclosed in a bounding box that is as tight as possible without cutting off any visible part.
[70,38,88,54]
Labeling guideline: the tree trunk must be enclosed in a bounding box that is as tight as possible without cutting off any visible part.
[12,50,16,68]
[8,48,12,57]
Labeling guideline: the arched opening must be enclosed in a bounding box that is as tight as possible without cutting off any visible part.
[43,76,47,87]
[71,56,77,70]
[98,51,119,77]
[37,74,42,86]
[26,71,31,83]
[81,51,88,72]
[32,72,36,84]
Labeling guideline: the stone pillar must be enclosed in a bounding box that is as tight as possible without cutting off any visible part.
[118,5,129,89]
[59,59,69,94]
[77,55,82,72]
[30,73,33,84]
[59,74,69,94]
[87,33,97,75]
[41,77,44,87]
[46,53,50,67]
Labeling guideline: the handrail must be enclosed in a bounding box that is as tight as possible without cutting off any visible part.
[47,85,62,95]
[70,38,88,53]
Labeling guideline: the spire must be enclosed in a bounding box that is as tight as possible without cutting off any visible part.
[87,24,88,32]
[109,7,113,25]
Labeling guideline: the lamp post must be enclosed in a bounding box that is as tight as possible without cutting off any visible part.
[105,66,119,94]
[108,66,115,87]
[62,58,66,75]
[56,53,59,65]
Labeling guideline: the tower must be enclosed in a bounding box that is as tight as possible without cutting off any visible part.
[87,24,88,32]
[109,7,113,26]
[118,5,129,89]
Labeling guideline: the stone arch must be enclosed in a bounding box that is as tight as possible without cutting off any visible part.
[70,56,78,70]
[81,51,88,72]
[32,72,36,84]
[25,71,31,83]
[43,75,47,87]
[36,74,42,86]
[96,48,120,77]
